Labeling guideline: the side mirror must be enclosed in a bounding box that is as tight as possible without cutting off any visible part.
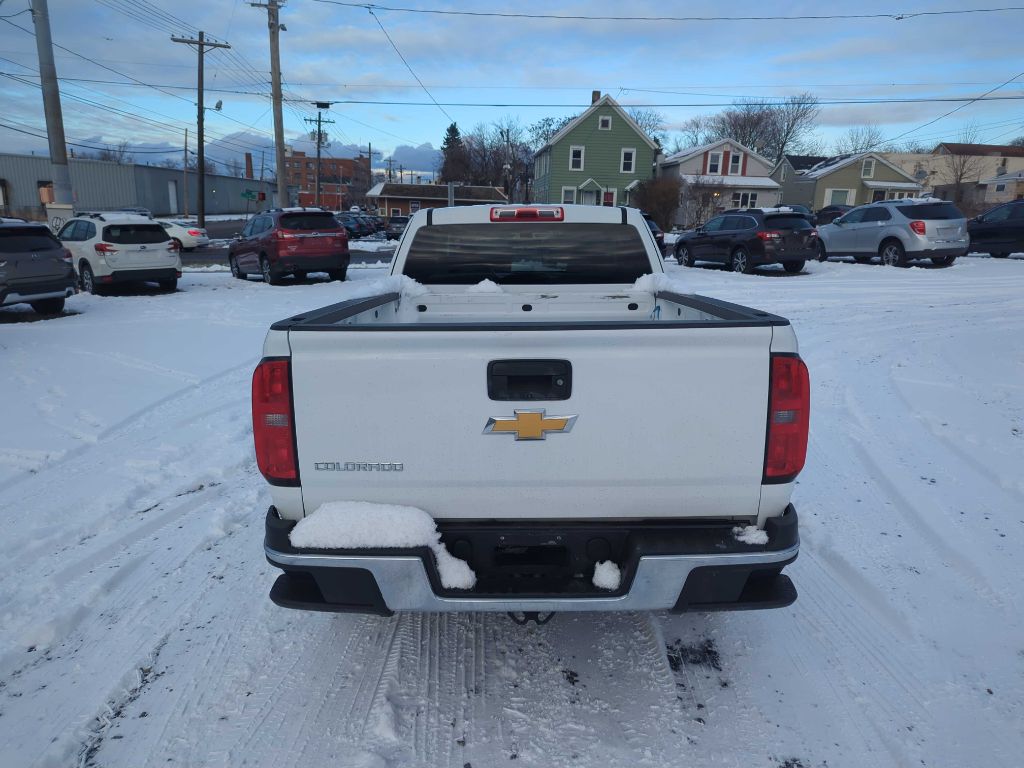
[233,232,243,240]
[833,219,844,226]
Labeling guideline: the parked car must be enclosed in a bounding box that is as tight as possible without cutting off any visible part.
[674,208,818,273]
[386,215,409,240]
[228,207,349,285]
[815,204,853,225]
[816,199,968,267]
[355,214,379,237]
[156,220,210,251]
[0,220,77,314]
[641,212,666,255]
[334,213,362,240]
[58,213,181,293]
[967,200,1024,258]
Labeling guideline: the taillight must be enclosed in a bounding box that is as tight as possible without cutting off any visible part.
[94,242,117,254]
[252,358,298,484]
[62,248,73,263]
[275,230,297,239]
[187,229,203,236]
[490,206,565,221]
[909,220,926,236]
[809,229,818,238]
[763,354,810,483]
[168,239,180,251]
[757,230,782,241]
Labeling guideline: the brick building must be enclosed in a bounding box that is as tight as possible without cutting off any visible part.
[284,150,370,209]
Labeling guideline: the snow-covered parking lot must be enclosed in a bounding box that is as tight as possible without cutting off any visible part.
[1,256,1022,768]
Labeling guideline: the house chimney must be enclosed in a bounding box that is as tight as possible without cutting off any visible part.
[591,90,601,104]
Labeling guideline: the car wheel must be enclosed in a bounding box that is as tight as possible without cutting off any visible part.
[260,255,281,285]
[676,244,695,267]
[853,255,873,264]
[816,241,828,262]
[730,248,753,274]
[328,267,348,282]
[80,262,98,294]
[30,297,65,315]
[880,240,908,267]
[158,277,178,292]
[931,256,957,267]
[783,260,805,274]
[990,252,1009,259]
[229,255,246,279]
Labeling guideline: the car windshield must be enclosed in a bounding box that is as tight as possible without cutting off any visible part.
[402,223,651,285]
[279,213,340,230]
[389,217,409,225]
[101,224,169,244]
[895,203,963,220]
[765,215,813,230]
[0,227,62,252]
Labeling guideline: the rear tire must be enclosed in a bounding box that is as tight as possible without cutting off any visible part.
[931,255,957,267]
[816,241,828,262]
[260,255,282,285]
[80,262,98,294]
[676,244,695,267]
[990,252,1009,259]
[328,267,348,282]
[229,255,246,279]
[158,277,177,292]
[783,260,805,274]
[730,248,753,274]
[30,297,65,315]
[880,240,908,267]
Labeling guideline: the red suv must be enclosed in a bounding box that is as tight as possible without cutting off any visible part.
[229,208,349,284]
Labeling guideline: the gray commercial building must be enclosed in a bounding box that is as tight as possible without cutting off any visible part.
[0,153,277,220]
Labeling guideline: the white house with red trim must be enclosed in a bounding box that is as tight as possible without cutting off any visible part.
[658,139,780,227]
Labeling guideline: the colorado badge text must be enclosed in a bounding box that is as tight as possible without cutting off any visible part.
[483,409,578,441]
[314,462,404,471]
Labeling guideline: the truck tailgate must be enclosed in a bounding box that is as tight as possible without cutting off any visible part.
[288,326,772,521]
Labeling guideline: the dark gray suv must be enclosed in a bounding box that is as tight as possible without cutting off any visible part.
[0,219,77,315]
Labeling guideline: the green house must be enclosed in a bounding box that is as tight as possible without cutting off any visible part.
[532,93,659,207]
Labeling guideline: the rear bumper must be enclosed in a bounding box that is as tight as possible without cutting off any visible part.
[264,506,799,615]
[908,245,967,259]
[102,267,180,283]
[274,252,350,273]
[1,275,77,306]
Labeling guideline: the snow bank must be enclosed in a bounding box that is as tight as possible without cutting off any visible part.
[631,272,688,295]
[732,525,768,545]
[592,560,621,590]
[466,279,503,294]
[289,501,476,589]
[182,265,229,272]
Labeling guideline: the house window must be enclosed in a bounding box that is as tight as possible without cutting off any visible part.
[731,191,757,208]
[620,148,636,173]
[561,186,576,204]
[707,152,722,174]
[826,188,853,206]
[730,153,742,175]
[570,146,584,171]
[599,116,612,130]
[996,183,1006,192]
[780,164,788,182]
[409,200,421,213]
[861,158,875,178]
[390,207,400,216]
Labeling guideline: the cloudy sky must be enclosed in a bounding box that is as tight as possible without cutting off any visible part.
[2,0,1023,174]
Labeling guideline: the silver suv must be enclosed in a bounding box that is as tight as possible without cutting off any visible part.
[816,198,968,267]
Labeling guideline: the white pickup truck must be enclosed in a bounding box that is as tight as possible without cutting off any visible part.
[255,204,807,618]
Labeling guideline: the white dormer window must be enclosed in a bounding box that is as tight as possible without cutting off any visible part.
[861,158,875,178]
[599,115,612,130]
[570,146,585,171]
[708,151,722,174]
[729,152,742,175]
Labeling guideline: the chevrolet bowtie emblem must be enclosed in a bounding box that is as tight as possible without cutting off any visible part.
[484,409,578,441]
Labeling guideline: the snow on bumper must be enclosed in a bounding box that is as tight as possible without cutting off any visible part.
[263,506,799,615]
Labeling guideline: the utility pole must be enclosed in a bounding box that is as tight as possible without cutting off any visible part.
[386,157,394,182]
[171,31,230,229]
[183,128,189,216]
[251,0,287,207]
[304,102,334,207]
[30,0,72,210]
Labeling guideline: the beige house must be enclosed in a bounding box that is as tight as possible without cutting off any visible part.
[658,139,780,227]
[881,143,1024,196]
[978,169,1024,205]
[770,152,921,210]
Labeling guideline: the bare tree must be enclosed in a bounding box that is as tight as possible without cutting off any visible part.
[937,126,985,211]
[626,107,667,147]
[761,93,822,163]
[93,141,134,164]
[676,175,726,228]
[671,116,714,152]
[527,115,575,151]
[158,157,180,169]
[834,124,885,154]
[1009,135,1024,147]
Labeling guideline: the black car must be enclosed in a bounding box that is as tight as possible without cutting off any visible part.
[967,200,1024,258]
[0,220,77,314]
[815,204,853,225]
[673,209,818,273]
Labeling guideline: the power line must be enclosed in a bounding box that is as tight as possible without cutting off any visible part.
[365,6,453,122]
[315,1,1024,23]
[270,96,1024,108]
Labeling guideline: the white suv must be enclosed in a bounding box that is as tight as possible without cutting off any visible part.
[58,213,181,293]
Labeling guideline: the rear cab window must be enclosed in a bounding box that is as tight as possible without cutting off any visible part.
[0,226,63,252]
[895,203,963,220]
[402,223,652,285]
[279,213,340,231]
[102,224,169,244]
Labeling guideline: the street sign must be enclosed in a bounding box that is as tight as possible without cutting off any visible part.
[241,190,257,200]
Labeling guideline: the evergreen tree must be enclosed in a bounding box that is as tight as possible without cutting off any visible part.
[440,123,469,183]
